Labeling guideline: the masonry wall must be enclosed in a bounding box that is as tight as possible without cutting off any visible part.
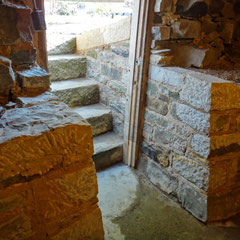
[137,0,240,222]
[86,41,130,137]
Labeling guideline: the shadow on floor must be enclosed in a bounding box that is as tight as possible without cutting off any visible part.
[97,164,240,240]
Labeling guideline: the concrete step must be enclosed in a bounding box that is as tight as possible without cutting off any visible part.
[51,78,99,107]
[73,104,113,136]
[93,132,123,171]
[48,54,87,81]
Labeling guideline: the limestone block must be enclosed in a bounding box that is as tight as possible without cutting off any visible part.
[191,133,210,159]
[154,0,173,13]
[141,156,178,196]
[101,64,121,80]
[154,127,187,153]
[152,26,171,41]
[0,56,15,104]
[173,155,209,191]
[110,44,129,58]
[76,17,131,52]
[178,180,207,222]
[149,66,187,88]
[171,102,210,133]
[17,67,50,96]
[171,19,201,39]
[108,80,126,95]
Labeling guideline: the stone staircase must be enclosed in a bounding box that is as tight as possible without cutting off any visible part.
[48,53,123,171]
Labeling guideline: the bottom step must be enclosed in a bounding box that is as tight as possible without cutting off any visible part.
[93,132,123,171]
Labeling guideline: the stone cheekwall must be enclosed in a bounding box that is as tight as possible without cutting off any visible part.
[86,41,130,137]
[138,62,240,222]
[0,93,104,239]
[152,0,240,69]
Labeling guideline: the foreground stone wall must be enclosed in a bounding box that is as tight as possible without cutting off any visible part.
[152,0,240,68]
[86,41,130,137]
[0,1,50,104]
[138,63,240,222]
[0,93,104,239]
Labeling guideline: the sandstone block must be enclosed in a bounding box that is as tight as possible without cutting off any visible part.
[176,0,208,19]
[48,37,76,55]
[0,56,15,104]
[17,67,50,96]
[76,17,131,52]
[171,19,201,39]
[152,26,171,41]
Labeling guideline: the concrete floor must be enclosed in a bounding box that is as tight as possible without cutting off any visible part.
[97,164,240,240]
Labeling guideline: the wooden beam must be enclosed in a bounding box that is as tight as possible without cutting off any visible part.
[124,0,154,168]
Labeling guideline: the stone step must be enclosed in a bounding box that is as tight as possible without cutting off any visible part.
[48,54,87,81]
[73,104,113,136]
[93,132,123,171]
[51,78,99,107]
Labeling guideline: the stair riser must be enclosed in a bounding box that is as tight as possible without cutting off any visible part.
[53,85,99,107]
[88,114,113,136]
[93,146,123,171]
[49,58,87,81]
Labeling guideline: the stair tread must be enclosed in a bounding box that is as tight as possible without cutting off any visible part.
[48,54,85,61]
[73,104,111,119]
[93,132,123,155]
[51,78,98,91]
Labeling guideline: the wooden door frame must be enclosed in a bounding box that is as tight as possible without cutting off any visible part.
[123,0,154,168]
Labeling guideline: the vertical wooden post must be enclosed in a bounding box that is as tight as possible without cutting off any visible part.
[124,0,154,167]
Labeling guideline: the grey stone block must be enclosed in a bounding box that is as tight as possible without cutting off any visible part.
[101,64,121,80]
[146,98,168,116]
[48,38,76,55]
[180,74,211,112]
[48,55,87,81]
[191,134,210,158]
[108,80,126,95]
[109,100,125,115]
[150,66,187,88]
[139,156,178,196]
[110,45,129,58]
[51,79,99,107]
[17,67,50,94]
[173,155,209,191]
[154,127,187,153]
[178,181,207,222]
[171,103,210,133]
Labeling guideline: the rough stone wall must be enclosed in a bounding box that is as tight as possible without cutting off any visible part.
[152,0,240,69]
[138,63,240,222]
[0,1,50,104]
[86,41,130,137]
[0,93,104,239]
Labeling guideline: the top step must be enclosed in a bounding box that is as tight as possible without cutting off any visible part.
[48,54,87,82]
